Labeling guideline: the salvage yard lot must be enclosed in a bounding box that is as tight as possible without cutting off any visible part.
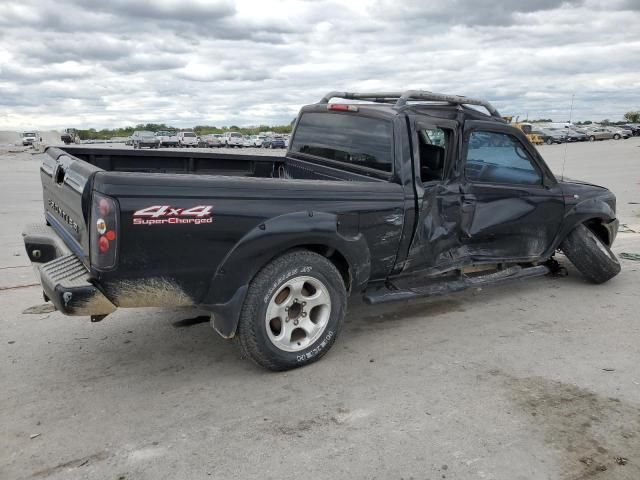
[2,139,640,479]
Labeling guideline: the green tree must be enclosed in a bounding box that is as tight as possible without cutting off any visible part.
[624,111,640,123]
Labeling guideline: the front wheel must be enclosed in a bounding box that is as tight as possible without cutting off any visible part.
[561,223,621,284]
[613,134,621,140]
[546,138,553,145]
[236,250,347,371]
[589,136,596,142]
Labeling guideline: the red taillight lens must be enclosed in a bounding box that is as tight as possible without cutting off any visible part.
[98,236,110,253]
[328,104,359,112]
[99,198,111,216]
[91,193,118,269]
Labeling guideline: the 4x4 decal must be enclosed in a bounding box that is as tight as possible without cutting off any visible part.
[133,205,213,225]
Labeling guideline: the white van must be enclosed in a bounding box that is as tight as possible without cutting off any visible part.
[222,132,244,148]
[177,131,198,148]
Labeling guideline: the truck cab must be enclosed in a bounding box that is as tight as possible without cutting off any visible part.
[22,131,37,146]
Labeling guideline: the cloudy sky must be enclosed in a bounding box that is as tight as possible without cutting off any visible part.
[1,0,639,130]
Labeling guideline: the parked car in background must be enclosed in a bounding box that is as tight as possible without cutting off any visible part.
[261,135,286,149]
[125,137,133,146]
[22,131,38,146]
[177,131,198,148]
[156,131,179,147]
[222,132,244,148]
[202,134,224,148]
[622,124,640,136]
[242,135,260,147]
[605,127,631,139]
[565,129,588,142]
[132,131,159,149]
[60,128,79,144]
[586,128,615,141]
[531,128,564,145]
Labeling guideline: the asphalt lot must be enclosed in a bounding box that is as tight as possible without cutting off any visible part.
[1,139,640,480]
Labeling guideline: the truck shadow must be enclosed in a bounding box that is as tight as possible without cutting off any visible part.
[29,257,617,384]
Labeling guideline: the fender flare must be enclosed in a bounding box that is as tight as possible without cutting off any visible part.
[201,211,371,338]
[549,197,617,253]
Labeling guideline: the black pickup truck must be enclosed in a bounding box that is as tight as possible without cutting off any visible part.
[23,90,621,370]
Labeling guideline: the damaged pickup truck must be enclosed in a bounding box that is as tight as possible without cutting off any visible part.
[23,90,621,370]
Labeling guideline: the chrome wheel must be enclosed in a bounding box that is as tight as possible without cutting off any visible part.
[265,276,332,352]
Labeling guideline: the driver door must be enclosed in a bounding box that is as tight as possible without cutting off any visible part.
[460,121,565,261]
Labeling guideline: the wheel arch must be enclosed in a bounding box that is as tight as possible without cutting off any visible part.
[201,211,371,338]
[550,196,617,253]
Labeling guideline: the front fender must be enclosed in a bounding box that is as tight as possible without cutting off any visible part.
[549,195,617,252]
[201,210,371,338]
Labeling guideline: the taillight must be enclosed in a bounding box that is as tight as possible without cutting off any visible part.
[91,193,119,269]
[327,104,359,112]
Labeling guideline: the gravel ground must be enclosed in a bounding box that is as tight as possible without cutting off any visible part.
[1,139,640,480]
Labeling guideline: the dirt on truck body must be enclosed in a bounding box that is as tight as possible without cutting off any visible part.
[23,90,620,370]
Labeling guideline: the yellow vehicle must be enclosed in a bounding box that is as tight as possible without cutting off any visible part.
[503,117,544,145]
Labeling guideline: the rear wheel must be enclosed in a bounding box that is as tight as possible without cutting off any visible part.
[561,223,620,284]
[546,138,553,145]
[236,250,346,371]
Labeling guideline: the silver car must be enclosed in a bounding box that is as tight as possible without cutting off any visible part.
[586,128,615,141]
[605,127,632,139]
[202,134,223,148]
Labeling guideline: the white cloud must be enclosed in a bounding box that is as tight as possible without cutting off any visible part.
[0,0,638,130]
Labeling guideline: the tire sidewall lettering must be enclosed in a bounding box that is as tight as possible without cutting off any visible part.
[262,266,313,304]
[297,330,334,363]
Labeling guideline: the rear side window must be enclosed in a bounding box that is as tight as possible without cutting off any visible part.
[291,112,393,172]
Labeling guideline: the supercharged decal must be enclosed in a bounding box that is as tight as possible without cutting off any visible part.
[133,205,213,226]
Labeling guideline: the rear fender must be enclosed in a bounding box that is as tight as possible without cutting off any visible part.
[202,211,371,338]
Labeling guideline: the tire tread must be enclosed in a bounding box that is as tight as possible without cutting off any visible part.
[561,223,621,284]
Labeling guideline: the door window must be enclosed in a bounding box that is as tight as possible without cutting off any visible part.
[465,131,542,185]
[418,127,449,183]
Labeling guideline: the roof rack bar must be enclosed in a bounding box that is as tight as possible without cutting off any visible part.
[319,91,404,104]
[395,90,501,118]
[319,90,501,118]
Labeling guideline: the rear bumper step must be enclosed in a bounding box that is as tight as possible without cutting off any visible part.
[364,265,550,305]
[23,223,73,264]
[23,224,116,317]
[38,255,116,316]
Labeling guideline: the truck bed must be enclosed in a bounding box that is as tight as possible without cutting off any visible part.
[56,146,377,183]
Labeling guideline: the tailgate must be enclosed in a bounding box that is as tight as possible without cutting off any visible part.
[40,147,101,266]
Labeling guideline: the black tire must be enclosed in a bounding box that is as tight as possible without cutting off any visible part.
[236,250,347,371]
[546,138,553,145]
[589,136,595,142]
[560,223,621,284]
[613,134,620,140]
